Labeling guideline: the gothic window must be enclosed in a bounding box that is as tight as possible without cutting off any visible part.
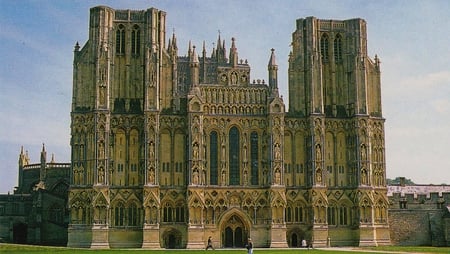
[334,34,343,62]
[320,34,329,62]
[295,205,304,222]
[250,131,259,185]
[116,24,126,54]
[286,206,292,222]
[339,206,349,225]
[210,131,218,185]
[229,127,240,185]
[327,205,337,225]
[163,203,173,222]
[114,203,125,226]
[131,25,141,55]
[175,203,185,222]
[128,203,138,226]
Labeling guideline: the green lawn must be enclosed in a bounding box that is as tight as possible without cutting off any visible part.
[1,244,450,254]
[365,245,450,253]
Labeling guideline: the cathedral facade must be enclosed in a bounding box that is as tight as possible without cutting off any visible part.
[68,6,390,248]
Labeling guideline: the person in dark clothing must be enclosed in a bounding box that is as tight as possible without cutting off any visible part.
[206,236,214,250]
[245,238,253,254]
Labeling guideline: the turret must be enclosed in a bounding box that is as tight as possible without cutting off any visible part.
[268,48,279,98]
[40,143,47,182]
[229,37,238,67]
[168,32,178,57]
[17,146,27,193]
[188,40,192,58]
[202,41,207,82]
[215,34,226,64]
[190,45,199,86]
[18,146,27,168]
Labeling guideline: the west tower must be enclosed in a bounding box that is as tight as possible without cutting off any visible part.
[285,17,388,246]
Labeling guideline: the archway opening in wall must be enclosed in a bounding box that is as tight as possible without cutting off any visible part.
[222,214,247,248]
[168,234,176,249]
[287,228,304,248]
[162,228,182,249]
[291,233,298,247]
[13,223,27,244]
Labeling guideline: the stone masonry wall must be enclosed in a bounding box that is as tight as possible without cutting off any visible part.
[389,209,446,246]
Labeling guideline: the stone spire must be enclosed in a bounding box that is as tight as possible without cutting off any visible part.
[229,37,238,67]
[190,45,199,87]
[18,146,27,167]
[35,143,47,190]
[188,40,192,57]
[268,48,279,97]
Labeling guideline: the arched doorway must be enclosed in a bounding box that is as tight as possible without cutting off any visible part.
[222,215,247,248]
[162,228,182,249]
[287,228,305,248]
[291,233,298,247]
[13,223,27,244]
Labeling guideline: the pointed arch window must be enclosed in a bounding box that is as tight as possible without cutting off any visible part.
[334,34,343,62]
[128,203,139,226]
[339,205,349,225]
[116,24,125,54]
[163,203,173,222]
[250,131,259,185]
[210,131,218,185]
[320,34,329,62]
[327,205,337,225]
[229,127,240,185]
[114,203,125,226]
[131,25,141,55]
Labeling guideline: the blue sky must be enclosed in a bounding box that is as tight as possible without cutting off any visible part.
[0,0,449,192]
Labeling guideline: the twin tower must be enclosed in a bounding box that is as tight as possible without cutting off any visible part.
[68,6,389,249]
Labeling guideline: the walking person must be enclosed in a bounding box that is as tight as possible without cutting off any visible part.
[205,236,214,250]
[245,238,253,254]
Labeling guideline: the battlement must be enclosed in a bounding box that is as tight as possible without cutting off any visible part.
[387,185,450,210]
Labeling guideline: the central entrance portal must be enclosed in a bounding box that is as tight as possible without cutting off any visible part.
[222,215,247,248]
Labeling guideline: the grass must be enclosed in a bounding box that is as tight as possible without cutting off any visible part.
[1,244,450,254]
[365,245,450,253]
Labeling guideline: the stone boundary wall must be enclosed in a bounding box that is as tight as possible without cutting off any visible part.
[389,209,446,246]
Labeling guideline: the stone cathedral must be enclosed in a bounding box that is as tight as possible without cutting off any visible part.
[68,6,390,249]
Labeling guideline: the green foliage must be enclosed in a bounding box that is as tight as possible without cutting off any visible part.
[387,177,415,185]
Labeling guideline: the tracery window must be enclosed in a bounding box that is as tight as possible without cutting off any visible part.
[285,203,305,223]
[114,203,125,226]
[131,25,141,55]
[163,203,173,222]
[339,206,349,225]
[250,131,259,185]
[327,205,337,225]
[334,34,343,62]
[128,203,138,226]
[116,24,125,54]
[320,34,329,62]
[229,127,240,185]
[175,203,185,222]
[210,131,218,185]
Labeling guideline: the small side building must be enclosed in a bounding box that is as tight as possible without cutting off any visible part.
[388,178,450,246]
[0,145,70,245]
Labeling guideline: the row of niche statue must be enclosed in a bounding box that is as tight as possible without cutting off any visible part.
[95,167,371,186]
[203,87,266,104]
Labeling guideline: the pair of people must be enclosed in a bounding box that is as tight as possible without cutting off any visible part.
[206,236,253,254]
